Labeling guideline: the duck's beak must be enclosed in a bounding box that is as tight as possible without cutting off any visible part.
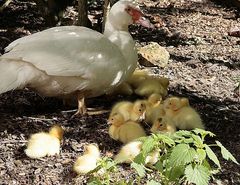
[135,16,155,29]
[128,7,154,29]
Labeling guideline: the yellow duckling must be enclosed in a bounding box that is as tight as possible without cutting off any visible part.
[25,125,64,159]
[110,100,146,122]
[108,113,125,140]
[144,93,163,123]
[150,117,176,134]
[163,96,204,130]
[126,69,150,88]
[73,144,100,175]
[118,121,146,143]
[108,118,146,143]
[134,78,168,98]
[114,141,159,165]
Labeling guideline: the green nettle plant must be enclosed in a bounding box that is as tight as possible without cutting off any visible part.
[87,157,119,185]
[86,129,238,185]
[133,129,239,185]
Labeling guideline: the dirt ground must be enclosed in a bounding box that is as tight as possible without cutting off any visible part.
[0,0,239,184]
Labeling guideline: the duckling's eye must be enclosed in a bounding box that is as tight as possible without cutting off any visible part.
[139,109,142,112]
[159,124,163,127]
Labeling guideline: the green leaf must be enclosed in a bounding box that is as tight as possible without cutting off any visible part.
[157,134,175,147]
[192,135,204,148]
[169,144,197,167]
[196,148,206,162]
[184,164,210,185]
[205,145,221,168]
[175,130,192,137]
[134,153,146,164]
[131,162,146,178]
[142,137,157,156]
[216,141,239,165]
[192,129,215,137]
[87,177,102,185]
[202,160,211,171]
[155,160,163,172]
[183,137,194,144]
[167,165,185,181]
[146,180,161,185]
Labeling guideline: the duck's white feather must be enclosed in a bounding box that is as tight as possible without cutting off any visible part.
[0,0,139,98]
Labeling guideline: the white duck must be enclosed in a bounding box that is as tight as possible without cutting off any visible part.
[0,0,153,115]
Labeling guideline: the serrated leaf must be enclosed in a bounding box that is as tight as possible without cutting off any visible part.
[202,160,211,171]
[175,130,192,137]
[131,162,146,178]
[192,135,204,148]
[184,164,210,185]
[205,145,220,168]
[196,148,206,162]
[192,129,215,137]
[216,141,239,165]
[134,153,146,164]
[104,160,116,170]
[157,134,175,146]
[183,137,194,144]
[169,144,197,167]
[142,137,157,156]
[155,160,163,172]
[167,165,185,181]
[146,180,161,185]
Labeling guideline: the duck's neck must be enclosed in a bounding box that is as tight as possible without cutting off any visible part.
[104,22,129,37]
[103,12,137,85]
[108,31,137,79]
[103,14,129,37]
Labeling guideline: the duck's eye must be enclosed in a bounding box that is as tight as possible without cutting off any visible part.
[139,109,142,112]
[159,124,163,127]
[125,7,131,12]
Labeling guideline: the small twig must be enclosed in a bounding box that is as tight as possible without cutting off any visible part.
[23,116,57,121]
[0,140,27,144]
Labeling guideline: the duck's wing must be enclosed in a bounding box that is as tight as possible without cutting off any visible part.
[3,26,125,78]
[0,58,55,94]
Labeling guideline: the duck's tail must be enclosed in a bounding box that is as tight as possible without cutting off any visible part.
[0,57,47,94]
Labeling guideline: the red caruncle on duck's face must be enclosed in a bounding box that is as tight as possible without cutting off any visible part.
[125,6,143,23]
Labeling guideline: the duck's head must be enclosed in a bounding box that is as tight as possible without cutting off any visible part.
[49,124,64,141]
[132,100,147,121]
[107,113,125,127]
[163,97,182,111]
[148,93,162,106]
[105,0,154,34]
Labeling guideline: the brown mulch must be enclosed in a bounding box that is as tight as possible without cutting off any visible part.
[0,0,239,184]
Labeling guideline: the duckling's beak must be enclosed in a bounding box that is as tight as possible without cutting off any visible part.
[107,121,112,125]
[139,111,146,121]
